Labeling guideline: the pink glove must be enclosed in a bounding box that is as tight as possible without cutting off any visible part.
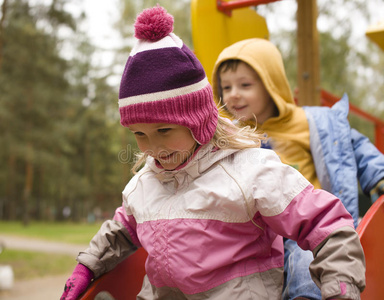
[61,264,93,300]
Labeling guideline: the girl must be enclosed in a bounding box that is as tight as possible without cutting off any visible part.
[61,6,365,300]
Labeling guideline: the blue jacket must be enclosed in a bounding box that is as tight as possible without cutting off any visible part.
[304,94,384,227]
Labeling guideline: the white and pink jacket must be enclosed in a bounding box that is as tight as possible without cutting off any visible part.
[78,144,365,299]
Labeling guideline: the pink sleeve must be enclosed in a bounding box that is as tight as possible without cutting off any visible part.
[113,205,141,247]
[263,184,354,251]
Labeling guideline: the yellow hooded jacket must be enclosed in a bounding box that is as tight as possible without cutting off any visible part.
[212,38,321,189]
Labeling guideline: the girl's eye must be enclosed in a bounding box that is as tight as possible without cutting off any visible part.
[134,132,145,137]
[221,85,230,91]
[242,83,251,87]
[158,128,171,134]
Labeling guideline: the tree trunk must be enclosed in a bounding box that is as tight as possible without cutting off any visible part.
[6,154,16,220]
[35,166,44,220]
[23,89,34,226]
[0,0,8,72]
[22,143,33,226]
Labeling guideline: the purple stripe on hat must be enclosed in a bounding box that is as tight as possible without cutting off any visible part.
[119,44,206,99]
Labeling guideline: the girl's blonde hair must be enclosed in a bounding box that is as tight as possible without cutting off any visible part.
[131,115,265,174]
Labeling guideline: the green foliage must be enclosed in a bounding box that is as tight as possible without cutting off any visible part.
[0,0,138,222]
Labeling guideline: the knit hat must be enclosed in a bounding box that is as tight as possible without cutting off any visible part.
[118,5,218,145]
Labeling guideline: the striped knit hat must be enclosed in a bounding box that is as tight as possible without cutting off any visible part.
[118,5,218,145]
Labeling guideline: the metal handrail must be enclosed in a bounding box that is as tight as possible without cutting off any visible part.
[216,0,282,16]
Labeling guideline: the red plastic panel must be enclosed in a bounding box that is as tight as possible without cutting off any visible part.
[80,247,148,300]
[356,195,384,299]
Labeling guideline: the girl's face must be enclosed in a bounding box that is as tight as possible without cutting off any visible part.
[219,61,278,124]
[129,123,197,170]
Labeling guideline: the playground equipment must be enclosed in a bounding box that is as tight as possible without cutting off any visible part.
[366,21,384,51]
[363,20,384,152]
[191,0,269,84]
[79,247,147,300]
[356,195,384,300]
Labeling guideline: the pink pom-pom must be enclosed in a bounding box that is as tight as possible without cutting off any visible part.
[134,5,174,41]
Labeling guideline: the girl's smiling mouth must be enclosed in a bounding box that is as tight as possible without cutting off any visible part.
[232,105,248,111]
[158,152,176,161]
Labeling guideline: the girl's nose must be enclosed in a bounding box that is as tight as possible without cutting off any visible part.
[147,140,166,158]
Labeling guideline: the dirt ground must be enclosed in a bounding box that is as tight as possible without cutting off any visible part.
[0,273,70,300]
[0,234,88,300]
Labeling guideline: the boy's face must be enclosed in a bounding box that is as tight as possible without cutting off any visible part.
[219,61,277,124]
[128,123,197,170]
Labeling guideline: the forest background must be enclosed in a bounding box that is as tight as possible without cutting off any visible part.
[0,0,383,224]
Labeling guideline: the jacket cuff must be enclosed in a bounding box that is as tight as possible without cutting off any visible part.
[321,280,361,300]
[77,252,107,279]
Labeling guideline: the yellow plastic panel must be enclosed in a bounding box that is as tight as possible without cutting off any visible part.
[366,21,384,51]
[191,0,269,82]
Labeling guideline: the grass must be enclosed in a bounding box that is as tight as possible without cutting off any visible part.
[0,249,77,280]
[0,221,103,280]
[0,221,102,244]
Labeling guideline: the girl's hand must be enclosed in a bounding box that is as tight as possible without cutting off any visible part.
[60,264,93,300]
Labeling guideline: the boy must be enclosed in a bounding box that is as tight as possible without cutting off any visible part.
[212,38,384,300]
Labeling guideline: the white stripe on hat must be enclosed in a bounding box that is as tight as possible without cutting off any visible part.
[118,77,209,108]
[130,33,183,56]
